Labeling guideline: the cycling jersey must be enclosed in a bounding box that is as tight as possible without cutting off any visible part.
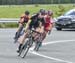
[44,16,53,32]
[29,13,45,30]
[38,16,45,26]
[29,13,40,29]
[19,14,30,24]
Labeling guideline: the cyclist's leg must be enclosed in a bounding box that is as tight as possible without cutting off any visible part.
[34,31,45,51]
[14,23,23,39]
[49,23,53,31]
[41,31,47,41]
[37,25,49,47]
[35,26,45,46]
[34,23,44,40]
[38,24,53,47]
[47,23,53,35]
[17,30,29,53]
[32,27,41,40]
[17,23,23,32]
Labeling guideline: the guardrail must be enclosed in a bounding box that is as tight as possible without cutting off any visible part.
[0,18,57,23]
[0,18,19,23]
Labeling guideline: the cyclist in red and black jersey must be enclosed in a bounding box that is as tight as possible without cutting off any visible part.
[14,11,30,39]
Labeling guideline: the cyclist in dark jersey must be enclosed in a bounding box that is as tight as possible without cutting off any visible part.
[29,13,40,30]
[17,10,46,53]
[33,10,54,49]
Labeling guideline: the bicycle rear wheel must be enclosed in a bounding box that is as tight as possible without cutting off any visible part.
[34,42,42,51]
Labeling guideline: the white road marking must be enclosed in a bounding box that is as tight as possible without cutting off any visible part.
[30,51,72,63]
[42,40,75,46]
[29,39,75,63]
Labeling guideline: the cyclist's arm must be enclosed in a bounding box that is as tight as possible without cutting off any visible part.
[50,17,54,24]
[19,14,25,24]
[24,20,31,31]
[49,17,54,30]
[19,18,24,24]
[40,26,44,33]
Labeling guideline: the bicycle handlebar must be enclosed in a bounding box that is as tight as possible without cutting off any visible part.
[31,30,42,35]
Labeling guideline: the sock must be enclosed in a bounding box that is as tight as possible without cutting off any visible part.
[18,44,22,50]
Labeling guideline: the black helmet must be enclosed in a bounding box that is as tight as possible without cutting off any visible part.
[39,9,44,12]
[25,11,30,15]
[47,10,53,16]
[39,9,45,15]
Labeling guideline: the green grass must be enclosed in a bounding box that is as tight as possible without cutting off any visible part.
[0,4,75,18]
[0,23,18,28]
[0,4,75,28]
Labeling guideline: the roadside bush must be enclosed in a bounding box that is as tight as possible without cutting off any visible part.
[35,4,39,7]
[55,5,65,16]
[0,23,18,28]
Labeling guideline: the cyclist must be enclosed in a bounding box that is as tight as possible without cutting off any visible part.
[17,9,46,53]
[36,10,54,48]
[14,10,30,39]
[33,9,46,40]
[45,10,54,34]
[42,10,54,40]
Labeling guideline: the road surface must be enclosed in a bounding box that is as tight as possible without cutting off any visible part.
[0,28,75,63]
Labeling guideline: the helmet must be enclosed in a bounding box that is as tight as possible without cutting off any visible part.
[39,9,44,12]
[39,9,45,15]
[25,11,30,15]
[47,10,53,16]
[45,10,48,15]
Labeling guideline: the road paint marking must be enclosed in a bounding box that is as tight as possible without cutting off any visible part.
[29,39,75,63]
[42,39,75,46]
[30,51,72,63]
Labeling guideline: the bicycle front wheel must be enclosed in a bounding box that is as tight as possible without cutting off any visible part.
[18,40,29,57]
[21,39,33,58]
[22,47,30,58]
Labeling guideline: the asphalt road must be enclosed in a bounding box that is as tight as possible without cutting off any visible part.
[0,28,75,63]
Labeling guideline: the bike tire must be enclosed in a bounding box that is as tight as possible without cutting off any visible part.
[22,39,33,58]
[22,47,30,58]
[18,40,28,56]
[34,42,41,51]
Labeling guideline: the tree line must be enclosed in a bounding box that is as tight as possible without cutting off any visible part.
[0,0,75,5]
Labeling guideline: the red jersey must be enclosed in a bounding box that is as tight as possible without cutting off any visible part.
[45,16,53,24]
[44,16,53,32]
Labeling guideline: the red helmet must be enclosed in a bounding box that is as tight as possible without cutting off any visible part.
[47,10,53,16]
